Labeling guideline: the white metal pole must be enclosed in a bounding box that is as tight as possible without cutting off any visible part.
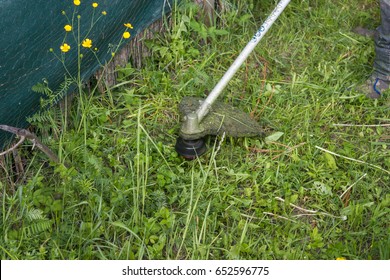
[195,0,291,122]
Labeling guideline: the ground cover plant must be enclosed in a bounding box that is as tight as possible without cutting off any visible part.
[0,0,389,260]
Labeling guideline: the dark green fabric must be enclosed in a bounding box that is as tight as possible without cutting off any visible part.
[0,0,173,148]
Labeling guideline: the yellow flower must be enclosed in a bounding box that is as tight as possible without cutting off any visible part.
[102,11,107,16]
[336,257,346,260]
[64,25,72,32]
[124,23,133,29]
[60,43,71,53]
[82,38,93,48]
[92,3,98,8]
[123,31,131,39]
[74,0,81,6]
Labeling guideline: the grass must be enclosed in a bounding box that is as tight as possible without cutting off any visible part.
[0,0,389,260]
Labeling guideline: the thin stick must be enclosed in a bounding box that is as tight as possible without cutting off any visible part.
[333,123,390,127]
[315,146,390,175]
[0,125,63,166]
[249,148,284,153]
[12,149,24,178]
[340,173,367,199]
[292,214,319,218]
[276,196,347,220]
[263,212,297,223]
[292,213,346,220]
[275,196,318,214]
[0,136,25,156]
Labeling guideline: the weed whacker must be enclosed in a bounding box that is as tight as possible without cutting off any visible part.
[175,0,291,159]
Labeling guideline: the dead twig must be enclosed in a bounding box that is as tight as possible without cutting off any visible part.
[0,125,63,166]
[12,149,24,179]
[315,146,390,175]
[263,212,297,223]
[275,196,317,214]
[248,147,284,153]
[0,135,25,156]
[333,123,390,127]
[276,196,347,220]
[340,173,367,200]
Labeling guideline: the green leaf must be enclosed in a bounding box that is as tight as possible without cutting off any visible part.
[265,132,284,143]
[324,152,337,170]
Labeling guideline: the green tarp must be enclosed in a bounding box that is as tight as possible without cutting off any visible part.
[0,0,173,148]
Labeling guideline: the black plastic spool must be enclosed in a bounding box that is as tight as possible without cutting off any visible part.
[175,137,207,160]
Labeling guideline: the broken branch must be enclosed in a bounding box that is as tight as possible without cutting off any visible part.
[0,124,62,165]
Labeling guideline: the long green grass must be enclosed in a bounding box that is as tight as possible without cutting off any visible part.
[1,0,389,260]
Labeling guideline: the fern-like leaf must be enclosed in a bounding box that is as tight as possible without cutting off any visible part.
[40,76,74,108]
[25,208,45,222]
[19,208,52,237]
[23,220,52,237]
[26,110,53,124]
[32,79,52,95]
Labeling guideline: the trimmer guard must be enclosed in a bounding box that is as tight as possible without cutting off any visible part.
[178,97,264,140]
